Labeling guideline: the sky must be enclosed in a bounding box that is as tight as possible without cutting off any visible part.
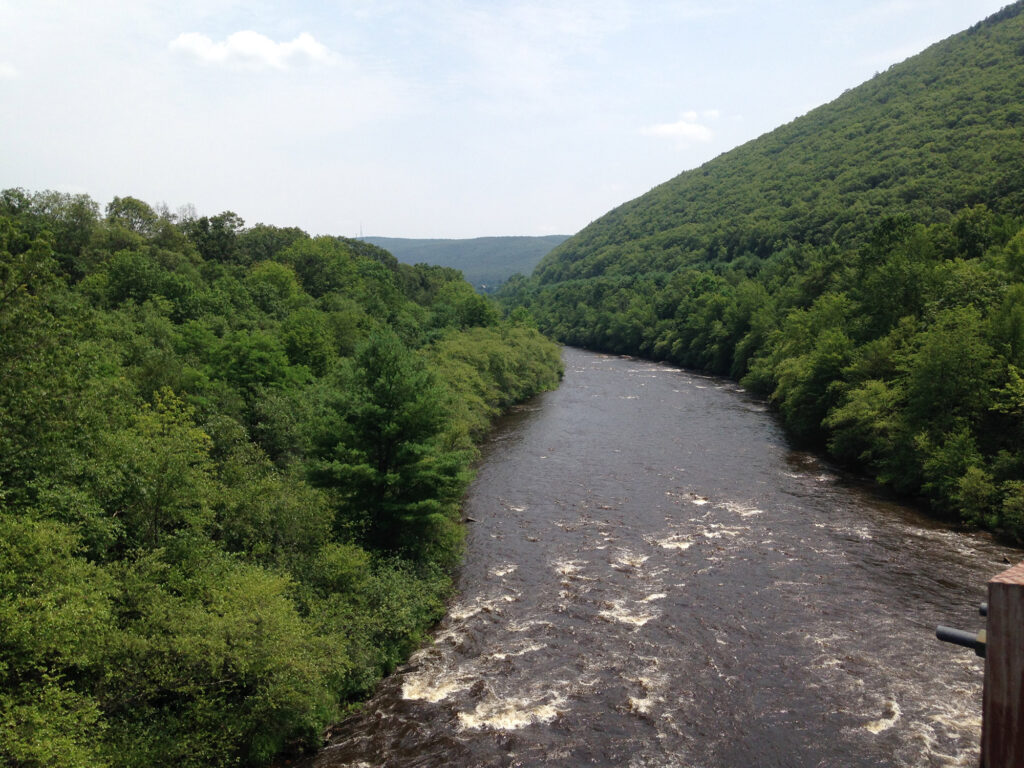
[0,0,1013,238]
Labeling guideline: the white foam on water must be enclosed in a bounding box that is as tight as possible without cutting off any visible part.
[641,592,667,602]
[865,700,902,734]
[509,505,527,512]
[624,665,670,718]
[448,593,518,621]
[599,599,659,627]
[553,558,586,577]
[457,693,566,730]
[906,680,984,765]
[433,626,465,646]
[719,500,764,517]
[655,534,693,551]
[613,550,650,569]
[771,579,813,589]
[629,695,657,714]
[833,524,873,541]
[488,642,546,661]
[804,630,849,651]
[489,563,518,578]
[701,524,747,539]
[929,711,981,733]
[401,670,475,703]
[896,524,991,559]
[508,618,554,633]
[448,604,482,621]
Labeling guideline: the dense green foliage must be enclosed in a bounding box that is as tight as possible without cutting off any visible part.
[502,3,1024,541]
[364,235,568,293]
[0,188,562,767]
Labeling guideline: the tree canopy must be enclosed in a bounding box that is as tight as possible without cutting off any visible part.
[0,189,562,767]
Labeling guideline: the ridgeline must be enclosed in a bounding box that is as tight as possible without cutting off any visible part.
[364,235,569,293]
[502,2,1024,540]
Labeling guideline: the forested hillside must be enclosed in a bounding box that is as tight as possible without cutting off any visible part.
[364,235,568,292]
[502,2,1024,540]
[0,189,562,768]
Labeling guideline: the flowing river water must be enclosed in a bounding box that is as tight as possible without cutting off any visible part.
[301,348,1016,767]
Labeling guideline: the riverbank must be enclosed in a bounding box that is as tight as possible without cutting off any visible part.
[297,348,1014,767]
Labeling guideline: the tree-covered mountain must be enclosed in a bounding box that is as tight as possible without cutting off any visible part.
[502,2,1024,540]
[364,235,568,293]
[0,189,562,768]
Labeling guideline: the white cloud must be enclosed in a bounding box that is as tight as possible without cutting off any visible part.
[641,111,716,144]
[0,62,19,79]
[169,30,331,70]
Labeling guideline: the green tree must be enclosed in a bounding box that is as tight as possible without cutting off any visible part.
[245,261,307,318]
[91,390,215,549]
[0,514,113,768]
[902,306,997,436]
[104,549,337,768]
[312,330,470,558]
[106,196,159,238]
[281,306,335,375]
[185,211,245,263]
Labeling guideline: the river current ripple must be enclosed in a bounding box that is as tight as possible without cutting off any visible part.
[301,348,1015,767]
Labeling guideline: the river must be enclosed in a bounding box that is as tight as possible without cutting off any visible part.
[300,347,1014,767]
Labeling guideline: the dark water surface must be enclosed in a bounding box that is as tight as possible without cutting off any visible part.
[303,348,1014,767]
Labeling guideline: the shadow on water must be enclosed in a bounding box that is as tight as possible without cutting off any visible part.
[299,348,1016,768]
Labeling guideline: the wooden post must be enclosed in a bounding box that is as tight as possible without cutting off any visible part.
[981,561,1024,767]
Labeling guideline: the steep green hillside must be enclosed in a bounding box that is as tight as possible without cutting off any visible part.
[365,235,568,292]
[535,2,1024,286]
[505,2,1024,540]
[0,189,562,768]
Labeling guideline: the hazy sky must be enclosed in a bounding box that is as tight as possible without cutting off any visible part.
[0,1,1011,238]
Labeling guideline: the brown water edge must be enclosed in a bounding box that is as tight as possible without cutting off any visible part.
[293,348,1015,768]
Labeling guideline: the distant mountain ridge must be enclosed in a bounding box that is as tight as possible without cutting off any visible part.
[365,235,569,292]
